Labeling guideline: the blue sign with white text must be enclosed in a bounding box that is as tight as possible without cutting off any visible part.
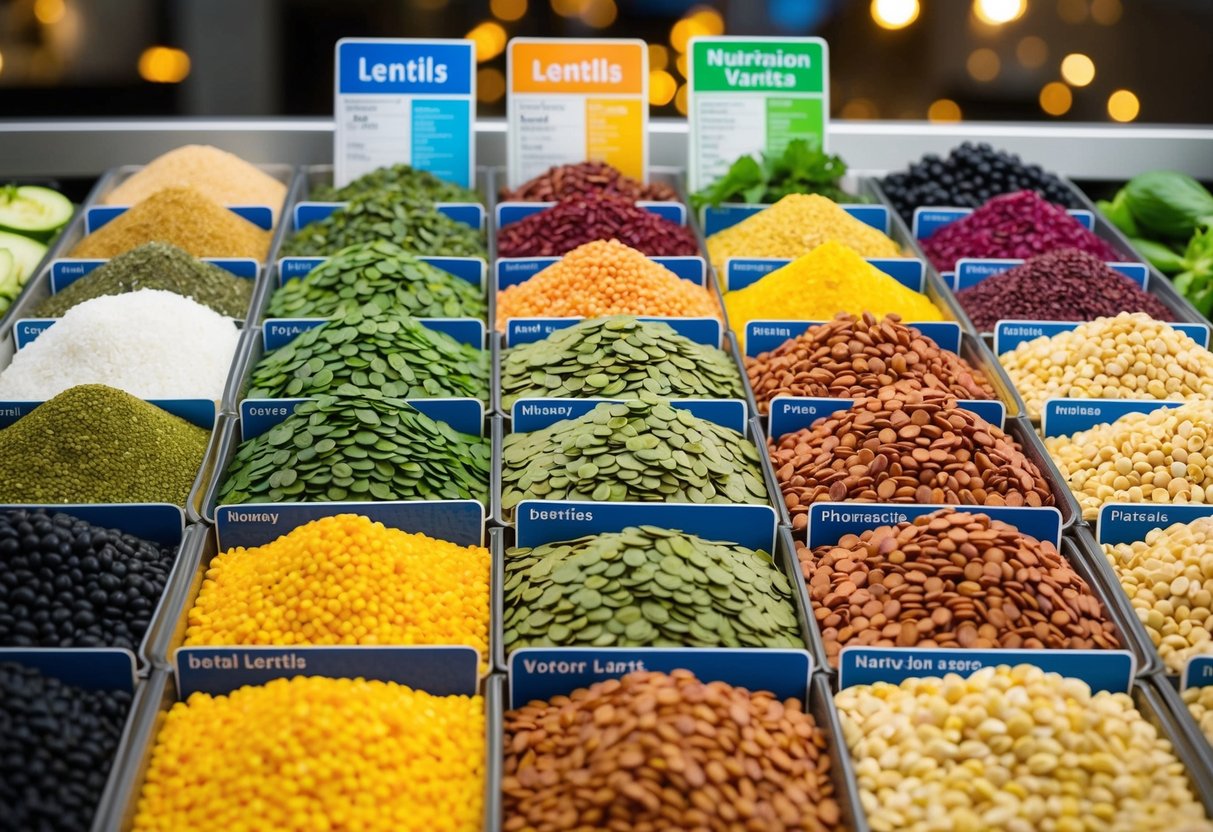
[176,646,480,698]
[996,319,1210,354]
[954,258,1149,292]
[496,200,686,228]
[262,317,484,351]
[240,397,483,438]
[495,255,705,290]
[292,201,485,232]
[768,396,1003,439]
[50,257,257,293]
[511,397,746,434]
[1183,656,1213,690]
[87,204,273,233]
[278,254,485,287]
[514,500,777,552]
[505,316,721,347]
[744,319,961,357]
[838,646,1134,693]
[1096,503,1213,546]
[509,647,812,705]
[914,206,1095,239]
[0,398,214,429]
[806,502,1062,549]
[215,500,484,550]
[337,40,473,94]
[1041,398,1181,437]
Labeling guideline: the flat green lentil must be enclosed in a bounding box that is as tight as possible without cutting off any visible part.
[0,384,209,505]
[310,164,481,204]
[503,525,803,649]
[280,193,487,258]
[217,387,490,505]
[265,241,487,321]
[246,308,488,401]
[33,242,253,319]
[500,316,743,409]
[500,395,769,520]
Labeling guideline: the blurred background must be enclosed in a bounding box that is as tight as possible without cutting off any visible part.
[0,0,1209,124]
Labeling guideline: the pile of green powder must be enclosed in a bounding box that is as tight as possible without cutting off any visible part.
[0,384,210,505]
[34,242,254,318]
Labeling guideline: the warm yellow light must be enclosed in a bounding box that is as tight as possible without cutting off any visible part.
[689,6,725,35]
[973,0,1026,25]
[490,0,526,21]
[840,98,879,119]
[648,44,669,71]
[34,0,65,25]
[580,0,616,28]
[1039,81,1073,116]
[675,84,688,115]
[1057,0,1088,24]
[676,53,688,77]
[670,17,710,52]
[967,48,1001,82]
[1091,0,1123,24]
[870,0,920,30]
[1108,89,1140,122]
[1060,53,1095,86]
[649,70,677,106]
[1016,35,1047,68]
[138,46,191,84]
[0,50,5,77]
[465,21,507,63]
[551,0,587,17]
[477,67,506,102]
[928,99,963,122]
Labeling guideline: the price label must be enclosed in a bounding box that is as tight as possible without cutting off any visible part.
[507,38,648,187]
[334,38,476,188]
[687,37,828,192]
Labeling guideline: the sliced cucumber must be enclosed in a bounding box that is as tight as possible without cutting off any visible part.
[0,249,17,315]
[0,230,48,284]
[0,185,73,240]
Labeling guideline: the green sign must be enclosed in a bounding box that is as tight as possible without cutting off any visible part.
[687,37,829,192]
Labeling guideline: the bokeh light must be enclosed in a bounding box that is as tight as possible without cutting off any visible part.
[928,99,962,122]
[1016,36,1048,69]
[1108,89,1140,122]
[138,46,191,84]
[465,21,507,63]
[490,0,526,21]
[870,0,920,30]
[649,70,677,106]
[967,48,1001,82]
[1039,81,1073,116]
[477,67,505,102]
[1060,53,1095,86]
[973,0,1026,25]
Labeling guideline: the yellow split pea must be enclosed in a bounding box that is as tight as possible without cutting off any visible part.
[184,514,490,665]
[132,677,485,831]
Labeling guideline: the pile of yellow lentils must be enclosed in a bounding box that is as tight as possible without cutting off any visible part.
[184,514,490,662]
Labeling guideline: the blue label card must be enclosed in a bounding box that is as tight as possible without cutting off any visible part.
[509,647,812,705]
[514,500,777,552]
[1041,398,1181,437]
[279,254,484,288]
[334,38,476,187]
[0,648,137,693]
[744,319,961,357]
[262,317,485,351]
[496,200,685,229]
[725,257,923,293]
[176,645,480,698]
[13,318,52,348]
[806,502,1062,549]
[0,503,184,548]
[240,397,484,439]
[278,256,329,283]
[88,204,273,233]
[0,399,213,430]
[49,258,259,294]
[953,259,1149,292]
[215,500,485,550]
[996,320,1212,354]
[293,201,343,229]
[838,646,1134,693]
[1096,503,1213,546]
[505,316,721,348]
[511,397,746,434]
[914,207,1095,239]
[769,396,1000,438]
[700,203,886,237]
[495,255,704,291]
[1182,656,1213,690]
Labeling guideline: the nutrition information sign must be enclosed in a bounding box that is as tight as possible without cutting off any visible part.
[506,38,648,188]
[686,37,829,192]
[333,38,476,188]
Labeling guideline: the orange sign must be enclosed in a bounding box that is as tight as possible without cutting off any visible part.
[510,40,645,95]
